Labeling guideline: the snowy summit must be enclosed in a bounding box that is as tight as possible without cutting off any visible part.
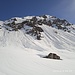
[0,15,75,75]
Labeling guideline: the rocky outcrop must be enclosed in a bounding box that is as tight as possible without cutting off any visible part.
[44,53,61,60]
[3,15,72,40]
[26,26,43,40]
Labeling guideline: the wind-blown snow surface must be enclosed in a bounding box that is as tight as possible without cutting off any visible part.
[0,17,75,75]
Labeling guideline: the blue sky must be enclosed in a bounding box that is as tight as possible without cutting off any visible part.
[0,0,75,23]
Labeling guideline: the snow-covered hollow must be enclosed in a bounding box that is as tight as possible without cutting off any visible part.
[0,15,75,75]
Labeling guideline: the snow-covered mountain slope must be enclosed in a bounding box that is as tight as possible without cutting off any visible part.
[0,15,75,75]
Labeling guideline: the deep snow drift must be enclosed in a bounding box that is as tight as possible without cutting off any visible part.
[0,15,75,75]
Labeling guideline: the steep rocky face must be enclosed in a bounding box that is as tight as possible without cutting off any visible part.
[2,15,73,40]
